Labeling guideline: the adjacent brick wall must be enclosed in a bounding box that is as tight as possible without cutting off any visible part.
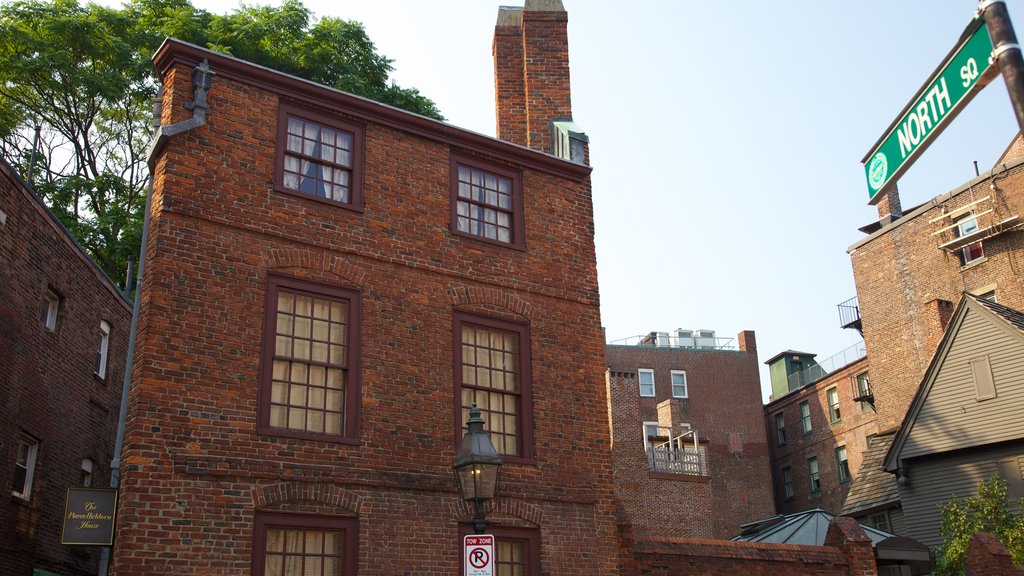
[966,531,1024,575]
[0,160,131,575]
[606,333,773,539]
[765,357,876,515]
[111,36,619,575]
[849,157,1024,432]
[622,516,877,576]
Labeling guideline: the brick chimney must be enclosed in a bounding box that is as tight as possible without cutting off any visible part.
[876,183,903,226]
[493,0,573,154]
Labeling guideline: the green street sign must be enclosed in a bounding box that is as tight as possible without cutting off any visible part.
[863,18,996,203]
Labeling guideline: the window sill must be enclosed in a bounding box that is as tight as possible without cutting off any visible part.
[10,493,31,505]
[960,256,988,271]
[272,184,365,214]
[802,431,812,437]
[256,427,361,445]
[93,373,107,385]
[450,227,526,252]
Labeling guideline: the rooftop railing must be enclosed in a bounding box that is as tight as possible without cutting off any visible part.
[787,341,867,391]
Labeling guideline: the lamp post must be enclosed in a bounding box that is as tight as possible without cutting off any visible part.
[453,404,503,534]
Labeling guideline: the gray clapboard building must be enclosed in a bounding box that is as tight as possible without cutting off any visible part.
[884,293,1024,546]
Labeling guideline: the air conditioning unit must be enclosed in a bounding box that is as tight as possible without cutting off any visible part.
[639,331,670,347]
[674,329,695,348]
[695,329,716,349]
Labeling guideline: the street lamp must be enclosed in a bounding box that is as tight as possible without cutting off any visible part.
[453,404,503,534]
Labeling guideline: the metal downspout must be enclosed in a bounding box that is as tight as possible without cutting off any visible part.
[97,58,214,576]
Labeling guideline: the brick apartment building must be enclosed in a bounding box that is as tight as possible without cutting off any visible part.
[110,1,621,574]
[850,137,1024,433]
[763,350,882,519]
[0,158,131,575]
[605,329,773,539]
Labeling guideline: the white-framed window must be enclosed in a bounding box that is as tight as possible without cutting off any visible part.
[870,511,891,533]
[800,401,812,434]
[827,387,841,423]
[81,458,94,487]
[670,370,687,398]
[41,288,60,331]
[957,214,984,265]
[638,369,655,397]
[12,435,39,500]
[642,421,661,450]
[836,445,851,484]
[95,320,111,379]
[808,457,820,492]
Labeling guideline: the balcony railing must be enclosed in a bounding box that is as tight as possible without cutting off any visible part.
[787,341,867,391]
[837,296,862,332]
[610,334,736,350]
[646,428,708,476]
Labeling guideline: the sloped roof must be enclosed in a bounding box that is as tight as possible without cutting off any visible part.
[732,508,894,547]
[841,432,900,516]
[884,293,1024,472]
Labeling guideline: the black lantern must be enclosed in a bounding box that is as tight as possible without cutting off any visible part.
[453,404,503,534]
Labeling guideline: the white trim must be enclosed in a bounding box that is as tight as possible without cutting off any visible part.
[670,370,688,399]
[95,320,111,378]
[637,368,655,397]
[12,436,39,500]
[42,289,59,331]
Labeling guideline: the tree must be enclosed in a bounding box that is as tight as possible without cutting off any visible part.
[0,0,442,282]
[933,475,1024,575]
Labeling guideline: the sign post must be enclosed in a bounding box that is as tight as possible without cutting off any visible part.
[863,18,996,203]
[464,534,494,576]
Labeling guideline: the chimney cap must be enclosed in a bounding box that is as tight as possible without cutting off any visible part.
[524,0,566,11]
[497,6,523,27]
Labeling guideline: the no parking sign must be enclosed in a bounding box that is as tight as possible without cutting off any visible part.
[464,534,493,576]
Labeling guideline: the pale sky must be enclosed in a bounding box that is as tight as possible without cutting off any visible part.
[138,0,1021,399]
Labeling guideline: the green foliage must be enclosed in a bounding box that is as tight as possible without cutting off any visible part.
[933,475,1024,575]
[0,0,442,282]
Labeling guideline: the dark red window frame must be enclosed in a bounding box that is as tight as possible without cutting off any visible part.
[258,274,362,443]
[449,154,524,250]
[252,512,358,576]
[275,103,365,212]
[459,525,540,576]
[453,311,533,464]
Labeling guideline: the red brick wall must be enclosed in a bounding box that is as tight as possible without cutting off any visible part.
[622,517,877,576]
[850,158,1024,432]
[0,161,132,575]
[766,357,876,515]
[111,41,619,575]
[605,334,773,538]
[966,531,1024,575]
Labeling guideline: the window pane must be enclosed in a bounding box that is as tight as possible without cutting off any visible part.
[460,320,523,456]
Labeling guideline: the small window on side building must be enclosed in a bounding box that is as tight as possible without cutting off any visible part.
[956,213,984,266]
[782,467,794,501]
[800,401,812,434]
[836,446,851,484]
[774,413,786,447]
[808,457,820,492]
[95,320,111,379]
[12,435,39,500]
[41,288,60,331]
[827,387,841,423]
[81,458,94,487]
[638,369,655,397]
[670,370,687,398]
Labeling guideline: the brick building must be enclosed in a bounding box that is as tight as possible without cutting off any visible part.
[111,2,621,574]
[763,349,879,518]
[605,329,773,539]
[0,158,131,575]
[849,137,1024,433]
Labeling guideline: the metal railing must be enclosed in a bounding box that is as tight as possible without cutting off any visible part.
[837,296,861,329]
[646,428,708,476]
[609,334,736,350]
[786,341,867,391]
